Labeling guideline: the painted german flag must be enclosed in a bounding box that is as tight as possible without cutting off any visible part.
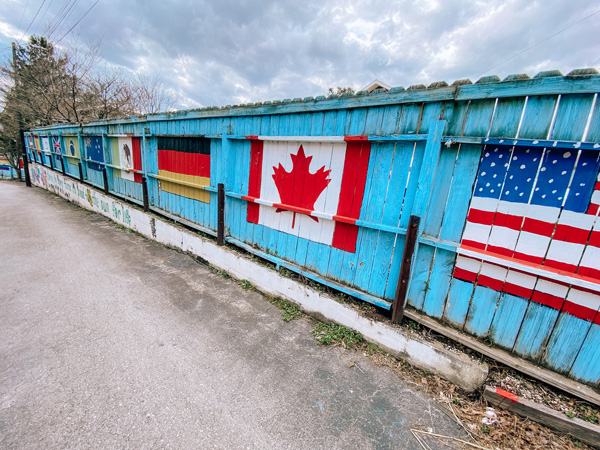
[157,137,211,203]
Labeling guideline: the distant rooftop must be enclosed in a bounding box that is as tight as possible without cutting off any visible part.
[361,79,392,93]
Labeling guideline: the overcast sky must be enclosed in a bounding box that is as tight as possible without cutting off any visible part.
[0,0,599,110]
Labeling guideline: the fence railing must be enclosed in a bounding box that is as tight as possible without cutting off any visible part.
[25,70,600,388]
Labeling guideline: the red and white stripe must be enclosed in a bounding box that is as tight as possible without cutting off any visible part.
[587,173,600,215]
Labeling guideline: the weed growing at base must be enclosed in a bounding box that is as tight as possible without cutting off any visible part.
[271,296,302,322]
[312,322,363,347]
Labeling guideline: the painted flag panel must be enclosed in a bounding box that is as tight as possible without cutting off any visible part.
[454,144,600,324]
[157,137,210,203]
[41,136,51,154]
[244,136,371,253]
[63,135,80,160]
[52,136,62,158]
[33,135,42,161]
[110,136,142,183]
[84,136,104,171]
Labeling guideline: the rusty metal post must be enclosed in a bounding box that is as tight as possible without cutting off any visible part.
[102,168,109,194]
[217,183,225,245]
[142,176,149,212]
[391,215,421,323]
[78,162,84,182]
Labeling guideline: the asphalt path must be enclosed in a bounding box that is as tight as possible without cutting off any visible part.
[0,181,468,449]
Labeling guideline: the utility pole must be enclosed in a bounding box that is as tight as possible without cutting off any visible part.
[12,42,31,187]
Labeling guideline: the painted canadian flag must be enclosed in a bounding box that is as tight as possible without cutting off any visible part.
[244,136,371,253]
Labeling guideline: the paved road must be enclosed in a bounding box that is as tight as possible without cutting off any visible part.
[0,181,467,449]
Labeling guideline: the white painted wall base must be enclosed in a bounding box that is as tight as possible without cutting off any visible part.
[30,164,489,392]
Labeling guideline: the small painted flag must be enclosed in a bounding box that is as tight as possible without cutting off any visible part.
[157,137,210,203]
[63,135,80,160]
[244,136,371,253]
[52,136,62,158]
[110,136,143,183]
[41,136,51,154]
[85,136,104,171]
[454,144,600,323]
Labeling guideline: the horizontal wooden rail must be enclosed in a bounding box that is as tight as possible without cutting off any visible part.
[146,174,209,191]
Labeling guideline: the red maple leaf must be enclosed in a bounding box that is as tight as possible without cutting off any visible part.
[272,145,331,228]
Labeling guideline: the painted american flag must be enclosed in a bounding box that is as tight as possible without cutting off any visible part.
[454,144,600,324]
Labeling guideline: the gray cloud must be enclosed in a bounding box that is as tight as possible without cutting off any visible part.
[1,0,598,110]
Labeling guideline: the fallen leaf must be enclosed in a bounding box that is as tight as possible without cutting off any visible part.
[349,360,355,368]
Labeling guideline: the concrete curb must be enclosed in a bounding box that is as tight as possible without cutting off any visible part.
[30,165,489,392]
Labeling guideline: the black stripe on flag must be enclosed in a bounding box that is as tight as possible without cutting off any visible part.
[157,137,210,155]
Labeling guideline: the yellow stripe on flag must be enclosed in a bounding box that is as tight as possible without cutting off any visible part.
[158,169,210,203]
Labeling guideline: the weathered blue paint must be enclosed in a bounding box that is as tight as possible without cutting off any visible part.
[489,293,529,349]
[513,302,560,360]
[544,314,593,373]
[570,323,600,385]
[465,285,500,337]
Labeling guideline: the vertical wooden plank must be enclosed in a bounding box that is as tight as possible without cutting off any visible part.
[550,94,595,141]
[489,97,526,138]
[570,322,600,385]
[445,278,477,327]
[405,120,445,309]
[585,96,600,142]
[517,96,558,139]
[543,314,593,373]
[334,108,369,283]
[383,142,425,299]
[465,285,500,336]
[368,142,413,298]
[489,293,529,349]
[513,303,560,359]
[352,143,394,291]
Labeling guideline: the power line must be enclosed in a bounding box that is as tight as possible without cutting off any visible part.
[473,8,600,79]
[17,0,31,30]
[18,0,48,44]
[55,0,100,44]
[48,0,81,40]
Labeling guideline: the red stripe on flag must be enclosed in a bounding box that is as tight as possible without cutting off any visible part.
[503,282,533,299]
[512,252,544,265]
[494,212,523,231]
[521,217,555,236]
[332,141,370,253]
[477,275,504,291]
[344,135,368,141]
[562,301,598,322]
[247,140,263,224]
[158,150,210,177]
[467,208,494,225]
[544,259,577,273]
[588,230,600,247]
[485,245,514,257]
[132,137,143,183]
[552,224,590,244]
[578,266,600,281]
[453,267,478,283]
[461,239,487,250]
[588,203,599,216]
[531,290,564,310]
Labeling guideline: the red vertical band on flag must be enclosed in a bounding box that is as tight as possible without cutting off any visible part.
[247,140,264,224]
[331,140,371,252]
[132,137,143,183]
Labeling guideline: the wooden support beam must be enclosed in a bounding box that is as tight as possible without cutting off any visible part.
[392,215,420,323]
[403,307,600,407]
[484,386,600,448]
[217,183,225,246]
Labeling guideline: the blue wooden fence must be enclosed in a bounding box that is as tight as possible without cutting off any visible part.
[26,69,600,388]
